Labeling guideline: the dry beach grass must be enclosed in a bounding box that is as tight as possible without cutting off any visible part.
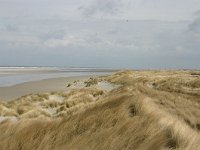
[0,70,200,150]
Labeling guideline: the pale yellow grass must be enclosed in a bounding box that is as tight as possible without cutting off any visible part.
[0,70,200,150]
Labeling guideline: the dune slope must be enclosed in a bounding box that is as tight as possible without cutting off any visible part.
[0,70,200,150]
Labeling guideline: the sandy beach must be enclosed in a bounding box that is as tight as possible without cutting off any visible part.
[0,76,91,101]
[0,67,116,101]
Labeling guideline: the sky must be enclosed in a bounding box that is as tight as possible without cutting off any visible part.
[0,0,200,69]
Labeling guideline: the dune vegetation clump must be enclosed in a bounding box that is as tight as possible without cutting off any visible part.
[84,77,99,87]
[0,70,200,150]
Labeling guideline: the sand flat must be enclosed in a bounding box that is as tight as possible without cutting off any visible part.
[0,76,90,101]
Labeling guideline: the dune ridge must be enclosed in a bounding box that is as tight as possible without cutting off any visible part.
[0,70,200,150]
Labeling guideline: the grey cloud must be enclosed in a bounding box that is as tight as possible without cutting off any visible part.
[79,0,122,17]
[194,10,200,16]
[5,24,19,32]
[39,29,66,40]
[188,12,200,34]
[107,28,119,35]
[183,10,200,53]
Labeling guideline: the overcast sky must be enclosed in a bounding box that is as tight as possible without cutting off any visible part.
[0,0,200,69]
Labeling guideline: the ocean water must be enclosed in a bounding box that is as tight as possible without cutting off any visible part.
[0,67,116,87]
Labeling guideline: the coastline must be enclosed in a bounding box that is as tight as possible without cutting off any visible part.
[0,67,116,101]
[0,75,92,101]
[0,67,116,87]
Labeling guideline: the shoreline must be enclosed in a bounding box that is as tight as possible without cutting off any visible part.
[0,67,116,87]
[0,75,93,101]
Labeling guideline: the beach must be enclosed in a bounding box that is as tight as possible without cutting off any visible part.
[0,67,116,101]
[0,76,90,101]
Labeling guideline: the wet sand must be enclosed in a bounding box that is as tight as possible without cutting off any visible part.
[0,76,91,101]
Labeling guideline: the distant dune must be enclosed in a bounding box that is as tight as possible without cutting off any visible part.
[0,70,200,150]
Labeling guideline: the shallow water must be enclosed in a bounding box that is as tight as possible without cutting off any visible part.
[0,67,115,87]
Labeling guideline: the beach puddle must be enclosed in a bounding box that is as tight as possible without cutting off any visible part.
[96,81,120,91]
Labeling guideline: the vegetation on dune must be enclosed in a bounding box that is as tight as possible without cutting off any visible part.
[0,70,200,149]
[84,77,98,87]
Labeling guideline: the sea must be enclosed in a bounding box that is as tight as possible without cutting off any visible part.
[0,67,117,87]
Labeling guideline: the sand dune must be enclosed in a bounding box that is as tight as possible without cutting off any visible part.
[0,70,200,150]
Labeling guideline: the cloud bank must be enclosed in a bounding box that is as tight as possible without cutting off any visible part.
[0,0,200,69]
